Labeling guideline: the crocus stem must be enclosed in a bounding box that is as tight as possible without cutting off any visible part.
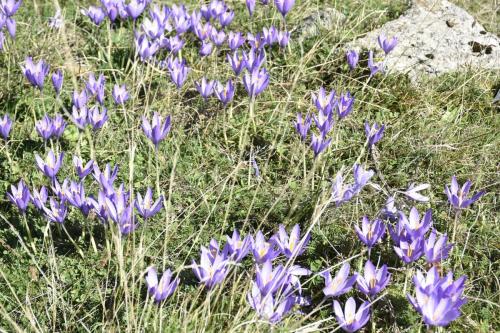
[3,142,14,169]
[155,149,160,196]
[249,96,256,133]
[403,266,413,295]
[451,210,461,244]
[22,213,37,254]
[86,128,95,161]
[107,21,112,63]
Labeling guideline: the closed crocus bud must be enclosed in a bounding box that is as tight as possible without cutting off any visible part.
[195,77,215,101]
[378,34,398,55]
[246,0,256,16]
[51,70,63,96]
[274,0,295,18]
[82,6,106,26]
[219,11,234,28]
[141,112,171,149]
[346,50,359,70]
[214,79,235,106]
[0,113,13,140]
[21,56,50,90]
[112,84,129,105]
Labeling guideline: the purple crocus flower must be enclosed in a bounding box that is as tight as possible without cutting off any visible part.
[214,79,235,106]
[247,32,266,50]
[93,162,119,194]
[167,57,189,89]
[322,263,358,297]
[247,282,295,324]
[393,236,424,264]
[72,105,89,129]
[192,247,230,289]
[364,121,385,148]
[399,207,432,239]
[0,0,22,17]
[262,26,278,46]
[112,84,129,105]
[88,105,108,130]
[312,87,335,115]
[354,216,385,248]
[209,0,226,17]
[407,267,467,327]
[51,178,69,203]
[35,115,54,141]
[311,134,332,158]
[252,230,280,264]
[0,113,13,139]
[89,191,109,222]
[271,224,310,258]
[142,112,171,149]
[195,77,215,101]
[141,17,164,40]
[73,155,94,179]
[86,73,105,104]
[368,50,382,77]
[52,70,63,96]
[72,89,88,109]
[277,30,290,48]
[65,181,93,217]
[274,0,295,18]
[51,114,66,136]
[352,164,374,193]
[377,34,398,55]
[227,31,245,50]
[135,187,163,219]
[193,22,212,41]
[173,13,191,34]
[105,191,137,235]
[165,35,185,54]
[101,0,122,22]
[336,92,354,119]
[333,297,371,333]
[346,50,359,70]
[223,229,252,263]
[255,260,288,296]
[227,51,246,75]
[31,185,48,211]
[445,176,485,210]
[145,266,179,303]
[48,9,63,29]
[199,41,213,57]
[125,0,146,20]
[294,113,311,142]
[21,57,50,90]
[43,198,67,224]
[246,0,256,16]
[243,67,269,98]
[82,6,106,25]
[7,180,30,212]
[200,5,211,21]
[356,260,390,297]
[135,34,159,61]
[209,29,226,47]
[242,48,265,71]
[424,230,453,264]
[35,150,64,179]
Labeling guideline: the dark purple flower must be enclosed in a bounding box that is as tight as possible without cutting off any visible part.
[247,32,266,50]
[73,155,94,179]
[195,77,215,101]
[72,89,88,109]
[31,185,48,211]
[192,247,230,289]
[199,41,213,57]
[93,162,119,194]
[145,266,179,303]
[52,114,66,138]
[167,57,189,89]
[88,105,108,130]
[262,26,278,46]
[35,150,64,179]
[7,180,30,212]
[294,113,311,142]
[142,112,171,149]
[72,105,89,129]
[227,51,246,75]
[333,297,371,332]
[173,12,190,34]
[0,113,12,139]
[52,70,63,96]
[336,92,354,119]
[354,216,385,248]
[243,67,269,98]
[356,260,390,296]
[43,198,67,223]
[346,50,359,70]
[322,263,357,297]
[51,178,69,203]
[135,187,163,219]
[82,6,106,25]
[223,229,252,263]
[368,51,383,77]
[214,79,235,106]
[271,224,310,258]
[445,176,485,210]
[252,230,280,263]
[424,230,453,264]
[364,121,384,148]
[101,0,122,22]
[377,34,398,55]
[274,0,295,18]
[89,191,109,222]
[112,84,129,105]
[22,57,50,90]
[311,134,331,158]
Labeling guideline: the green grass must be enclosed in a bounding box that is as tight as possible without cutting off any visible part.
[0,1,499,332]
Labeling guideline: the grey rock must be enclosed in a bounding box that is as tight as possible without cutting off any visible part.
[294,7,346,42]
[346,0,500,82]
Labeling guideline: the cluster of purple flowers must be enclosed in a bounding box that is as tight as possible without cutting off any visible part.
[0,0,21,50]
[81,0,151,26]
[246,0,295,19]
[295,87,356,157]
[331,164,374,205]
[346,34,397,76]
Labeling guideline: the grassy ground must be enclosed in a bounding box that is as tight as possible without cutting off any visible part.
[0,0,498,332]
